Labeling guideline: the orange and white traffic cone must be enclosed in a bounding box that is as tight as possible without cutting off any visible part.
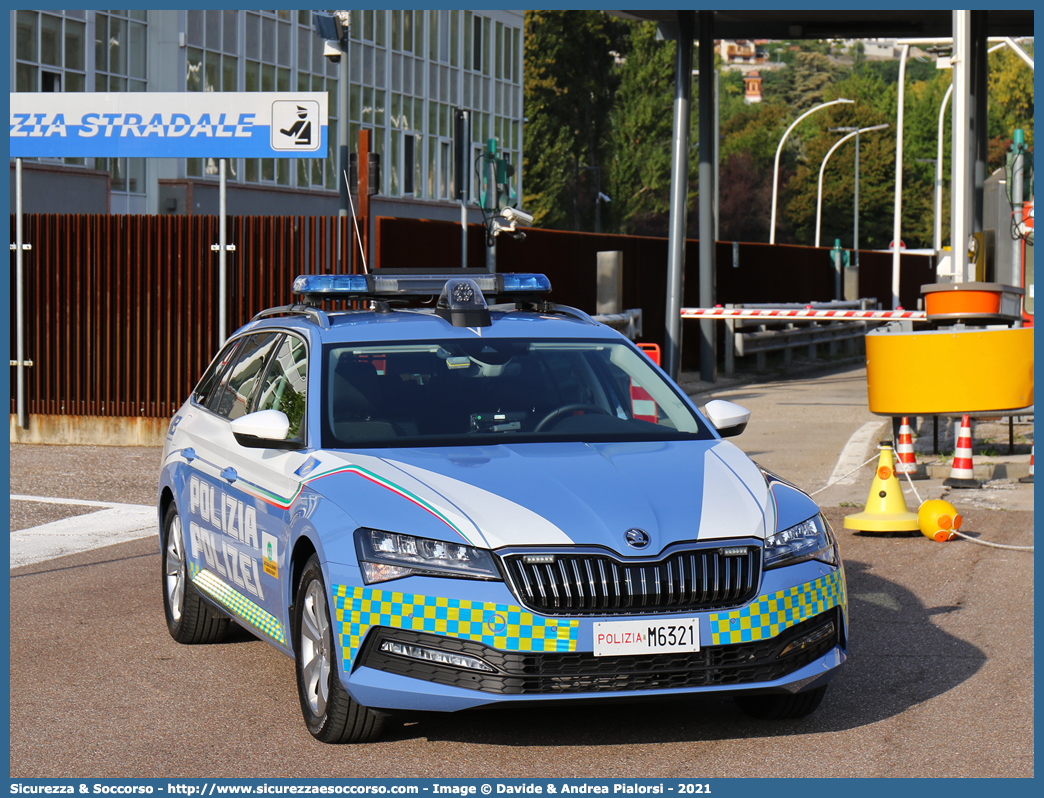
[895,416,927,480]
[943,414,981,489]
[1019,440,1033,484]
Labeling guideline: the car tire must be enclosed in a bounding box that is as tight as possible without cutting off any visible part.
[733,685,828,720]
[162,504,230,644]
[294,554,387,744]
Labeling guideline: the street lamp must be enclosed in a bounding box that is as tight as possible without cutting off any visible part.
[818,124,889,257]
[770,98,854,244]
[926,42,1004,253]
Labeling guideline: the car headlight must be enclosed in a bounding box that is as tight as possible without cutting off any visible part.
[764,513,838,570]
[355,528,502,584]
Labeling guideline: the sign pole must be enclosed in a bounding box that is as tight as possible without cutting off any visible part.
[219,158,227,346]
[15,158,26,429]
[338,38,350,271]
[9,89,328,353]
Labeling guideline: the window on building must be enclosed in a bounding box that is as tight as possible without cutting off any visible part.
[13,10,88,166]
[184,10,339,191]
[472,14,482,72]
[92,11,148,193]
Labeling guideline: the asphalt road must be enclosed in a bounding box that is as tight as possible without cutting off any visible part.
[8,364,1035,778]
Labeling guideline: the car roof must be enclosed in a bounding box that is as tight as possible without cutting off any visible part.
[238,306,625,346]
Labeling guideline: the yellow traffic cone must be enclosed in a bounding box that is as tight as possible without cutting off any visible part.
[843,442,921,532]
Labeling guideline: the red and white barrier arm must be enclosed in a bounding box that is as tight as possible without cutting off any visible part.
[680,307,927,321]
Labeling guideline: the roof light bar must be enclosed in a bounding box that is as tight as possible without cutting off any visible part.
[292,272,551,299]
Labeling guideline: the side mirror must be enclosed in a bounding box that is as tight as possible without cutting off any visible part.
[703,400,751,438]
[231,409,304,450]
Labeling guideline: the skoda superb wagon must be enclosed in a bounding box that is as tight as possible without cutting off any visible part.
[158,271,847,743]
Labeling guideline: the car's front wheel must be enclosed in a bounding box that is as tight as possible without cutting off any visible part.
[294,554,387,743]
[162,504,230,644]
[733,684,828,720]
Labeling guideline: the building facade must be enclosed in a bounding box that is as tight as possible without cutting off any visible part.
[10,9,524,222]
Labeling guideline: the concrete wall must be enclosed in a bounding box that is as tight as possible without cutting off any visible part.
[10,162,110,215]
[11,414,169,447]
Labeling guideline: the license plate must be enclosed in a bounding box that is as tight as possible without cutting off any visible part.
[593,618,700,656]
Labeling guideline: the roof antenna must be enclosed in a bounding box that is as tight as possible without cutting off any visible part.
[343,169,369,275]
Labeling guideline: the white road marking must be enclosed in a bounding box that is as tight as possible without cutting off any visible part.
[828,421,888,486]
[10,495,158,569]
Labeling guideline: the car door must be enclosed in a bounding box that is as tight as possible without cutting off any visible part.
[247,331,311,629]
[176,330,306,652]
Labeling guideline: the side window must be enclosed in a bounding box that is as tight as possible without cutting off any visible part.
[193,339,242,407]
[256,334,308,440]
[206,334,282,421]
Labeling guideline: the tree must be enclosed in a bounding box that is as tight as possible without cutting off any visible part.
[988,45,1034,149]
[607,20,679,236]
[851,41,866,74]
[718,151,774,242]
[786,51,845,113]
[717,101,790,241]
[898,73,954,247]
[863,56,936,86]
[781,73,897,248]
[523,11,628,231]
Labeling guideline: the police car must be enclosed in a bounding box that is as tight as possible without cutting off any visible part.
[158,270,847,743]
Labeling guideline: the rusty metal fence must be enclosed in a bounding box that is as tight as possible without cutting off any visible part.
[10,213,351,421]
[11,212,934,426]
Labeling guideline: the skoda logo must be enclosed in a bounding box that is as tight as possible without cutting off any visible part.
[625,528,650,549]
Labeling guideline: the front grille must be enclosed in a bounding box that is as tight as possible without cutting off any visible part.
[499,543,762,615]
[357,609,839,696]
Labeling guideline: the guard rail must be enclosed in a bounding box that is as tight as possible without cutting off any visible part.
[689,299,889,375]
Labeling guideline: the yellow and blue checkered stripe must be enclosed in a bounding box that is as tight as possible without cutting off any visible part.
[333,586,579,668]
[708,571,845,645]
[190,564,287,646]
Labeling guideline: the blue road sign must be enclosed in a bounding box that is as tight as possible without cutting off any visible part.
[9,92,328,159]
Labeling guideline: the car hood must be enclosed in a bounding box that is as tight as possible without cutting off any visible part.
[306,440,783,556]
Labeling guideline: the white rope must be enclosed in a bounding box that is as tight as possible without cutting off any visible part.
[810,447,1033,551]
[898,461,925,505]
[949,529,1034,551]
[809,454,878,496]
[899,444,1032,550]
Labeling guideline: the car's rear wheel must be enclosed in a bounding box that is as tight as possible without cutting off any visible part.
[162,504,230,644]
[734,685,828,720]
[294,554,386,743]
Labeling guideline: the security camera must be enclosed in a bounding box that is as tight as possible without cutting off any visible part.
[501,207,533,228]
[313,11,349,61]
[323,40,343,62]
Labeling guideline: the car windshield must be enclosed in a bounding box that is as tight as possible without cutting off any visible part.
[320,338,713,448]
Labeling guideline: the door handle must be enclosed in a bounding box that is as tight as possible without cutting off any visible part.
[221,467,238,483]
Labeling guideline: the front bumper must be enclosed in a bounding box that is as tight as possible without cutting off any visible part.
[328,559,847,713]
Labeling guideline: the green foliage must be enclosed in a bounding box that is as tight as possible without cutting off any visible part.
[787,52,846,113]
[522,21,1033,249]
[781,81,897,247]
[522,10,628,231]
[607,21,681,235]
[987,46,1034,149]
[851,41,866,73]
[716,102,789,241]
[863,57,936,85]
